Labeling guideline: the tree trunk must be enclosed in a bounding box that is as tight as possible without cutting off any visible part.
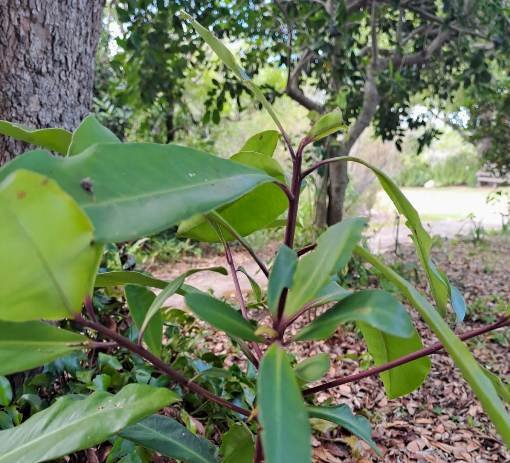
[327,150,349,225]
[324,67,379,225]
[0,0,104,164]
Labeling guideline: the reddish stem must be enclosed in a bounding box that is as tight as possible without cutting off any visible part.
[222,239,263,360]
[303,315,510,396]
[253,433,264,463]
[74,314,251,417]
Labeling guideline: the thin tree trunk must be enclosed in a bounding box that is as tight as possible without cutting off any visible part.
[165,107,175,143]
[0,0,104,164]
[314,166,329,230]
[325,67,379,225]
[327,149,349,225]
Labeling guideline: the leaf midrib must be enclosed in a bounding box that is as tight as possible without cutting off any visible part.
[0,398,131,461]
[125,421,214,463]
[2,197,73,314]
[81,173,269,209]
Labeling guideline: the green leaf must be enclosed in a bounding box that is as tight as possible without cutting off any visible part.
[140,267,226,335]
[178,151,287,242]
[354,246,510,445]
[67,115,120,155]
[220,423,254,463]
[257,344,311,463]
[180,12,285,140]
[345,157,450,315]
[483,368,510,404]
[95,271,169,290]
[0,120,71,154]
[125,286,163,356]
[311,280,351,306]
[231,151,285,179]
[294,353,330,383]
[0,170,102,321]
[284,218,365,316]
[239,130,280,156]
[237,266,263,303]
[0,321,89,376]
[0,377,12,407]
[120,414,218,463]
[358,321,430,399]
[267,245,298,315]
[0,384,179,463]
[179,11,248,80]
[308,110,343,141]
[94,271,200,297]
[0,144,275,243]
[185,293,261,342]
[450,285,467,322]
[308,405,379,454]
[295,290,414,341]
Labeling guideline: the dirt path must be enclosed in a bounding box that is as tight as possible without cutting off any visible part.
[153,216,503,307]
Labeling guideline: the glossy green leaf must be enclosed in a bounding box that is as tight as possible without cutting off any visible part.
[125,285,163,356]
[238,266,263,303]
[308,405,379,453]
[0,321,89,376]
[267,245,298,315]
[180,12,285,142]
[0,144,274,243]
[94,271,201,297]
[258,344,311,463]
[95,271,169,290]
[120,414,218,463]
[239,130,279,156]
[0,120,71,154]
[355,245,510,445]
[343,157,450,314]
[185,293,261,342]
[0,377,12,407]
[294,353,330,383]
[67,115,120,155]
[220,423,254,463]
[180,11,247,80]
[295,290,414,341]
[311,280,351,306]
[178,151,287,242]
[450,285,467,322]
[284,218,365,316]
[483,368,510,404]
[0,384,179,463]
[0,170,102,321]
[308,110,343,141]
[140,267,226,335]
[358,322,430,399]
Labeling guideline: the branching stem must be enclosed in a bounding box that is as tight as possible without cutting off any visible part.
[303,315,510,396]
[74,314,251,417]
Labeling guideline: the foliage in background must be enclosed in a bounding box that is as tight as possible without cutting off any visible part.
[0,7,509,463]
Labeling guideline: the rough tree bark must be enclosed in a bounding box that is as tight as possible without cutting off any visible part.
[0,0,104,164]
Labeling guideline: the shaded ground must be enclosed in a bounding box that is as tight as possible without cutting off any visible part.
[153,235,509,462]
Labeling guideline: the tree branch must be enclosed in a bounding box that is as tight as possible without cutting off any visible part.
[403,4,490,40]
[74,314,251,416]
[285,49,324,113]
[386,28,452,67]
[303,315,510,396]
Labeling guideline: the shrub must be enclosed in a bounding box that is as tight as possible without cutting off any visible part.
[0,14,508,463]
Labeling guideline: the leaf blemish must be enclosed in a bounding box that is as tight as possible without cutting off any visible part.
[16,191,26,199]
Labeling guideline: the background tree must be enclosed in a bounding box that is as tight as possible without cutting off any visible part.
[101,1,509,225]
[236,0,510,225]
[0,0,104,164]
